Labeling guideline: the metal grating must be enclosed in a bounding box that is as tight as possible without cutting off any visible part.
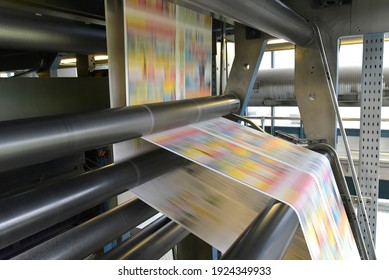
[358,33,384,253]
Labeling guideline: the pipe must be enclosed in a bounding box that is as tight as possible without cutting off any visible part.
[119,221,189,260]
[0,94,239,173]
[12,199,155,260]
[221,200,299,260]
[170,0,314,46]
[98,216,171,260]
[0,11,106,54]
[0,148,186,249]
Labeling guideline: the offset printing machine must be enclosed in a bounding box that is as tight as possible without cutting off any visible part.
[1,0,388,260]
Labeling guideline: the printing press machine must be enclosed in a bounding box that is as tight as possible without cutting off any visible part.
[1,0,389,260]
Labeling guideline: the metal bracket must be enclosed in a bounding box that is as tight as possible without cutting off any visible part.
[347,195,373,207]
[223,23,268,115]
[246,26,261,40]
[274,130,308,145]
[295,38,337,147]
[307,138,327,145]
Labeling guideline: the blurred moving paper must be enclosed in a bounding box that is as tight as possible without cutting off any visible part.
[133,162,311,259]
[125,0,212,105]
[137,117,360,260]
[122,0,212,167]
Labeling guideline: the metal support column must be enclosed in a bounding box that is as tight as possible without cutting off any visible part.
[219,22,225,95]
[295,37,337,146]
[105,0,135,165]
[223,24,268,115]
[358,33,384,255]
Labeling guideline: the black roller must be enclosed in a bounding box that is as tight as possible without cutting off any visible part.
[0,94,239,173]
[120,221,189,260]
[0,148,186,250]
[12,199,155,260]
[0,11,106,54]
[222,200,299,260]
[98,216,171,260]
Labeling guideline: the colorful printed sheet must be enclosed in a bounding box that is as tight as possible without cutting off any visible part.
[139,117,360,260]
[133,162,311,259]
[125,0,212,105]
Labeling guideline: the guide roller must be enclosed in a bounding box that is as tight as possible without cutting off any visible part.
[0,94,239,172]
[222,200,299,260]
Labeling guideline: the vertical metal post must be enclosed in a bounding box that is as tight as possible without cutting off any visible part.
[295,38,337,146]
[211,20,217,96]
[358,33,384,252]
[225,39,229,83]
[104,0,126,206]
[299,121,304,139]
[219,22,225,95]
[270,106,275,135]
[49,55,62,78]
[76,54,89,77]
[105,0,126,109]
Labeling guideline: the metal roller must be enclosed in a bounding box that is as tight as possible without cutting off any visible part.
[0,148,186,249]
[0,94,239,173]
[0,10,106,54]
[118,221,189,260]
[222,200,299,260]
[98,216,171,260]
[12,199,155,260]
[170,0,315,46]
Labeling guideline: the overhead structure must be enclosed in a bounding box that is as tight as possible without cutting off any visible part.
[170,0,315,46]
